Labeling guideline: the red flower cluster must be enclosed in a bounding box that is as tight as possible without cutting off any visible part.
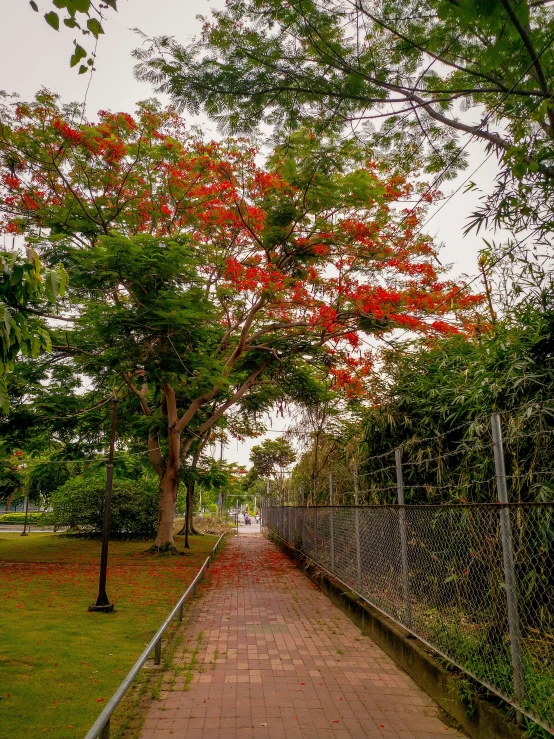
[0,95,485,401]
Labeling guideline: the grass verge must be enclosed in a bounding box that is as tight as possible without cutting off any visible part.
[0,532,217,738]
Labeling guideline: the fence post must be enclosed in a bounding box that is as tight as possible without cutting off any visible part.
[301,485,306,551]
[354,464,362,591]
[491,412,525,703]
[314,506,318,561]
[288,487,291,542]
[293,489,296,544]
[395,447,413,629]
[329,472,335,571]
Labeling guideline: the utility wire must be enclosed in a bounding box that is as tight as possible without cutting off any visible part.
[377,34,554,343]
[373,29,554,237]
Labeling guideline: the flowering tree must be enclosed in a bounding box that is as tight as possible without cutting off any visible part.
[0,93,481,548]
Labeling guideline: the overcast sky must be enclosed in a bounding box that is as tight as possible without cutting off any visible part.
[1,0,505,466]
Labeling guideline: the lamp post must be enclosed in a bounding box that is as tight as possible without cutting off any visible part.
[89,397,118,613]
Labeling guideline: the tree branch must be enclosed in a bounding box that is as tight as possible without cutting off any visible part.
[197,359,272,434]
[122,375,153,417]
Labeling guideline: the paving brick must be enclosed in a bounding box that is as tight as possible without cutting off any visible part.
[139,533,465,739]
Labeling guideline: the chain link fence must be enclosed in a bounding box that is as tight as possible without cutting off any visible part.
[264,502,554,733]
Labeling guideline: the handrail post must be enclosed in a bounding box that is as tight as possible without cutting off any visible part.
[354,464,362,592]
[154,638,162,665]
[99,718,110,739]
[329,472,335,571]
[491,413,525,704]
[177,603,183,621]
[395,447,413,629]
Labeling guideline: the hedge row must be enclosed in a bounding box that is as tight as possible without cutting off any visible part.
[0,512,52,524]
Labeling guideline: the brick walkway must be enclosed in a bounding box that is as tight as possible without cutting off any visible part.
[139,533,465,739]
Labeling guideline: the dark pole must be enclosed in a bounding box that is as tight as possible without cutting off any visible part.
[21,494,29,537]
[89,397,117,613]
[184,480,190,549]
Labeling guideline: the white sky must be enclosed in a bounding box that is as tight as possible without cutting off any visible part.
[0,0,506,466]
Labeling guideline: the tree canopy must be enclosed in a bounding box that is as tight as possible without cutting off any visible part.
[134,0,554,242]
[135,0,554,180]
[0,92,480,546]
[250,437,296,478]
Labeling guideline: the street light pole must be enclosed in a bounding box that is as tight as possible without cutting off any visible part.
[89,397,118,613]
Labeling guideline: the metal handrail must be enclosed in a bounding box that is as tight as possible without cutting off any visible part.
[84,533,226,739]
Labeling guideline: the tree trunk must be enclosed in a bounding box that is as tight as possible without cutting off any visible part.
[187,479,200,535]
[133,382,196,551]
[177,432,209,537]
[177,479,200,537]
[152,389,182,550]
[4,490,16,512]
[154,463,180,549]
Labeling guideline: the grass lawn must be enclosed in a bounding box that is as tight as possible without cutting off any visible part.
[0,532,218,738]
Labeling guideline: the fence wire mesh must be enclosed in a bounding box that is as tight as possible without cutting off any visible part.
[264,502,554,732]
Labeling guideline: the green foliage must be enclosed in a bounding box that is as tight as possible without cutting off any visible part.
[135,0,554,182]
[0,511,51,524]
[51,473,158,536]
[64,231,220,387]
[430,614,554,733]
[134,0,554,240]
[25,462,71,504]
[0,249,67,411]
[28,0,115,71]
[0,444,23,509]
[249,438,296,478]
[361,296,554,502]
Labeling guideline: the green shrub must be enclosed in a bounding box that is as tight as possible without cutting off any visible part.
[0,512,52,525]
[51,473,159,537]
